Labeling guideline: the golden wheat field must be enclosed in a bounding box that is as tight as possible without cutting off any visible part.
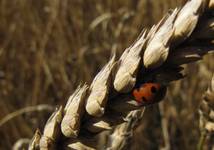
[0,0,214,150]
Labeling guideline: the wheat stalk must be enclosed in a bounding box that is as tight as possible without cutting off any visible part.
[198,75,214,150]
[27,0,214,149]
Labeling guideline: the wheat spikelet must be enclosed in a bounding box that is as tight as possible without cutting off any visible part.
[143,8,178,69]
[28,129,41,150]
[86,55,116,117]
[106,109,145,150]
[61,84,88,137]
[39,106,62,150]
[113,30,147,92]
[28,0,214,149]
[173,0,206,43]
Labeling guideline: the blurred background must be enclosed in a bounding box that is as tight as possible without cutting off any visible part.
[0,0,213,149]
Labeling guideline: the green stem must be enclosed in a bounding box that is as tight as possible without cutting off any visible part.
[197,130,207,150]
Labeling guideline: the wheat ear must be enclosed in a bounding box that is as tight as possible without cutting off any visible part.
[28,0,214,149]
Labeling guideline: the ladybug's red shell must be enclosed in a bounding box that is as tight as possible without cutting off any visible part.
[132,83,166,105]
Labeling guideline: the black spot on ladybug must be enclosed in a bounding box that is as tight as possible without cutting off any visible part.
[142,96,147,101]
[151,86,157,93]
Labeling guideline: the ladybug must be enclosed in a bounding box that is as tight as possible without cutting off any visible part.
[132,83,167,105]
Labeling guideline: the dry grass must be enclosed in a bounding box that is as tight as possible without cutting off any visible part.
[0,0,214,150]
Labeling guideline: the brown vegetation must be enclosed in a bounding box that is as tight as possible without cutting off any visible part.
[0,0,213,149]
